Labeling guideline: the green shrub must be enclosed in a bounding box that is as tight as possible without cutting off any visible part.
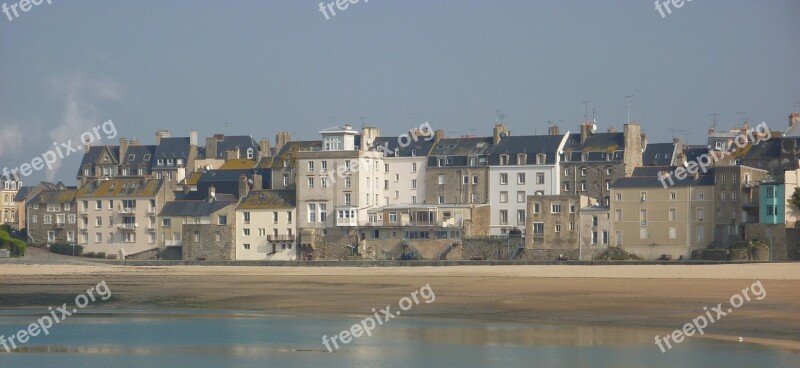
[595,247,641,261]
[49,243,83,256]
[83,252,106,259]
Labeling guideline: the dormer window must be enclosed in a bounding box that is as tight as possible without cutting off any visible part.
[167,159,174,166]
[143,154,151,161]
[446,157,453,165]
[411,149,417,156]
[500,154,509,166]
[247,148,254,159]
[177,159,183,166]
[157,159,164,167]
[517,154,527,165]
[283,160,289,168]
[582,153,589,162]
[127,154,135,161]
[536,154,546,165]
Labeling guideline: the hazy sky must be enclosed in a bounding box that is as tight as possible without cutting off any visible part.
[1,0,798,184]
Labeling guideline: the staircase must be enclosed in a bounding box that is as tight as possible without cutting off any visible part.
[437,242,458,260]
[509,246,525,260]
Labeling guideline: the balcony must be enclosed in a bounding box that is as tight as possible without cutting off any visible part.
[267,234,296,242]
[80,208,88,215]
[119,207,136,214]
[118,223,137,231]
[335,207,358,227]
[165,240,182,247]
[146,208,157,215]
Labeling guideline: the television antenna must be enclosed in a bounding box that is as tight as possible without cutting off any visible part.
[581,100,592,122]
[709,113,719,131]
[359,116,369,128]
[625,95,635,123]
[736,112,749,124]
[496,110,509,123]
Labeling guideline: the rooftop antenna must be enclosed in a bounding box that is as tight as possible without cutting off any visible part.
[592,108,597,124]
[496,110,509,123]
[625,95,635,123]
[709,113,719,131]
[582,101,592,123]
[468,128,477,137]
[736,112,749,124]
[359,116,369,128]
[328,116,338,124]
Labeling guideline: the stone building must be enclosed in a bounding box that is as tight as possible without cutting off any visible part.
[712,165,769,248]
[560,123,644,206]
[525,194,595,259]
[269,140,322,191]
[578,204,611,260]
[425,135,493,205]
[26,188,78,246]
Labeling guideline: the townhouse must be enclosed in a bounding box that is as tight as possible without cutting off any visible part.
[371,132,435,206]
[151,132,198,185]
[525,194,595,259]
[712,165,769,248]
[236,189,297,260]
[1,173,22,225]
[425,134,492,205]
[76,178,173,256]
[26,187,78,245]
[610,167,715,260]
[269,140,322,190]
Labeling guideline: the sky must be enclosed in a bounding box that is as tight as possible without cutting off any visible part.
[1,0,799,185]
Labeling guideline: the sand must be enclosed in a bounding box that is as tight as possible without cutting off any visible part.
[1,263,799,350]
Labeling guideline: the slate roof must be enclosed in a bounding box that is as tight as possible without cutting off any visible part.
[371,136,435,157]
[119,145,156,169]
[151,137,191,170]
[642,143,676,166]
[29,189,78,204]
[784,124,800,137]
[14,186,33,202]
[561,133,626,162]
[213,135,260,159]
[682,146,709,164]
[218,159,257,170]
[159,199,236,217]
[740,139,781,160]
[76,179,164,198]
[430,137,492,157]
[487,135,565,165]
[78,144,155,176]
[613,166,715,188]
[271,141,322,169]
[237,190,296,210]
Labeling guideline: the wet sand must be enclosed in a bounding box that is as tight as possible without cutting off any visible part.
[1,263,799,349]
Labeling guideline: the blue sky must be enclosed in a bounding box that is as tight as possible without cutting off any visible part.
[1,0,798,184]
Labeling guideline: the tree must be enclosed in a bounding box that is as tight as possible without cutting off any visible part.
[789,187,800,209]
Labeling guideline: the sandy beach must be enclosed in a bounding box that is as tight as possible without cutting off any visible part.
[1,263,799,349]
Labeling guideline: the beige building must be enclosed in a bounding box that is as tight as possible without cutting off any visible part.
[1,173,22,225]
[578,205,611,260]
[610,167,716,260]
[236,190,297,261]
[76,178,174,257]
[525,194,595,259]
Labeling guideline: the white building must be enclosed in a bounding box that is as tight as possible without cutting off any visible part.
[236,190,297,261]
[370,135,435,208]
[487,133,569,235]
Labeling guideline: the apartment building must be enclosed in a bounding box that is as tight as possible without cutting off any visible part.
[425,135,492,205]
[77,138,154,186]
[26,188,78,245]
[195,134,265,170]
[236,190,297,260]
[269,140,322,190]
[371,133,435,206]
[76,178,173,256]
[151,132,198,185]
[525,194,594,259]
[712,165,769,248]
[1,173,22,225]
[560,123,644,205]
[578,204,611,260]
[487,132,568,235]
[610,167,715,260]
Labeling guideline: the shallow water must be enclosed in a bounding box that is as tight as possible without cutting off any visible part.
[0,310,796,368]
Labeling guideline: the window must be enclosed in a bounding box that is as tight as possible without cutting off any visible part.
[218,215,227,225]
[243,228,250,236]
[766,187,775,198]
[68,214,76,224]
[581,167,587,177]
[95,216,102,227]
[383,163,389,173]
[669,227,677,239]
[670,192,676,200]
[499,210,508,225]
[640,228,648,240]
[602,231,608,244]
[721,173,726,183]
[615,209,622,221]
[95,200,102,209]
[194,232,200,242]
[472,175,478,184]
[517,173,526,185]
[669,208,677,221]
[95,233,102,243]
[412,196,417,204]
[616,193,622,201]
[307,177,314,188]
[344,193,351,206]
[438,195,445,204]
[395,191,399,199]
[517,210,526,225]
[438,175,446,185]
[721,191,726,201]
[580,182,586,192]
[697,226,705,242]
[243,244,251,250]
[517,191,526,203]
[394,173,400,182]
[471,193,479,203]
[592,231,598,244]
[533,202,540,214]
[308,161,314,172]
[606,168,612,175]
[551,202,561,214]
[412,163,417,172]
[308,204,316,222]
[696,207,705,221]
[500,191,508,203]
[569,203,576,213]
[592,216,598,227]
[555,224,562,233]
[463,176,469,185]
[389,212,398,223]
[767,205,778,216]
[563,182,571,192]
[500,173,508,185]
[732,191,737,201]
[640,192,647,201]
[640,209,647,225]
[243,212,250,224]
[345,176,351,188]
[569,222,575,231]
[697,191,704,200]
[47,231,55,243]
[321,177,328,188]
[564,168,570,176]
[319,204,327,222]
[536,173,545,184]
[533,222,544,234]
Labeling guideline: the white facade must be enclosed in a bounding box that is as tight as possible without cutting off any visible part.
[488,164,561,235]
[235,208,297,260]
[382,156,428,207]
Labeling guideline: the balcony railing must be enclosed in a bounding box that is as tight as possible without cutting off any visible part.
[165,240,182,247]
[146,208,157,215]
[118,223,137,231]
[119,207,136,214]
[267,234,296,242]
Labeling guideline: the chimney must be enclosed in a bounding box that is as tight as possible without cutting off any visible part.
[493,124,509,145]
[225,149,239,160]
[252,173,263,191]
[672,138,684,165]
[275,132,290,152]
[239,175,249,198]
[580,123,593,144]
[548,125,560,135]
[155,130,171,145]
[434,129,445,144]
[119,138,129,162]
[130,138,140,145]
[790,112,800,127]
[83,136,92,153]
[259,139,271,159]
[360,127,380,151]
[641,133,648,151]
[205,136,218,159]
[190,130,198,146]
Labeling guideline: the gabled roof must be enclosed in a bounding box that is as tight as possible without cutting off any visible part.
[29,189,78,204]
[783,124,800,137]
[76,179,164,198]
[642,143,676,166]
[682,145,709,163]
[371,136,435,157]
[14,186,33,202]
[152,137,191,163]
[238,190,296,210]
[488,135,564,165]
[562,132,626,152]
[430,137,493,157]
[215,135,259,159]
[159,199,236,217]
[119,145,156,168]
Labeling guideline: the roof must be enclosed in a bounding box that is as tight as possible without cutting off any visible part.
[237,190,296,209]
[488,135,565,165]
[613,166,715,188]
[563,132,625,152]
[159,199,236,217]
[430,137,493,157]
[179,172,203,186]
[78,144,156,176]
[218,159,257,170]
[0,172,21,182]
[14,186,33,202]
[740,139,781,160]
[198,169,270,183]
[642,143,676,166]
[784,124,800,137]
[76,179,164,198]
[581,205,609,211]
[319,125,358,134]
[152,137,191,169]
[371,136,435,158]
[215,135,259,159]
[272,141,322,168]
[682,146,709,163]
[29,189,78,204]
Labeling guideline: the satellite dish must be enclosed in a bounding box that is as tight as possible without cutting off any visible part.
[135,223,139,228]
[591,124,598,133]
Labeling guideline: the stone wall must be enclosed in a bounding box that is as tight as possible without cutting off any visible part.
[182,224,235,260]
[312,231,359,260]
[786,228,800,261]
[744,223,788,261]
[461,236,524,260]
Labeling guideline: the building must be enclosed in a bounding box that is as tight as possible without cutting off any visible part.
[610,167,715,260]
[76,178,174,257]
[425,134,492,205]
[525,194,595,259]
[235,190,297,260]
[1,173,22,225]
[371,132,435,207]
[560,123,644,205]
[26,188,78,246]
[712,165,769,248]
[159,187,238,260]
[269,140,322,191]
[578,204,611,260]
[487,131,568,235]
[151,131,198,185]
[195,134,265,170]
[77,138,155,186]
